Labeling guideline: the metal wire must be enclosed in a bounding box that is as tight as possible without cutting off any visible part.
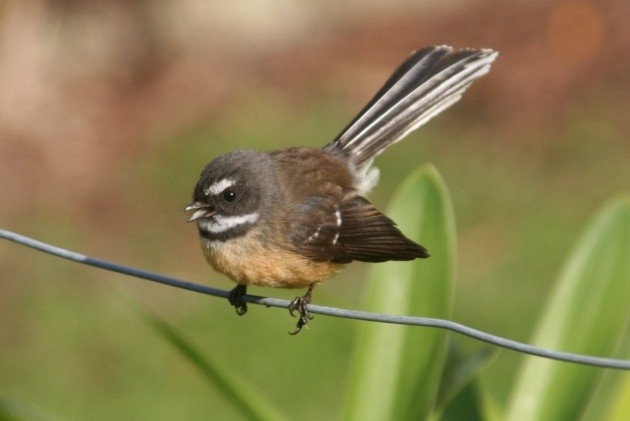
[2,228,629,370]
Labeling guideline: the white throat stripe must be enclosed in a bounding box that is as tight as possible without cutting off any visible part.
[198,212,260,233]
[205,178,236,196]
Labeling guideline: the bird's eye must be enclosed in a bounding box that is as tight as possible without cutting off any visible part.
[223,190,236,202]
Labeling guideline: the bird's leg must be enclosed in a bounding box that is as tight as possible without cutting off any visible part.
[228,285,248,315]
[288,284,315,335]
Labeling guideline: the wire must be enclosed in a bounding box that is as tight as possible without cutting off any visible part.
[1,228,629,370]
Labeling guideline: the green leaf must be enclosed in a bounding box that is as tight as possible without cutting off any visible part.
[344,164,456,420]
[440,381,485,421]
[582,320,630,420]
[605,372,630,420]
[435,339,496,414]
[142,310,288,421]
[436,339,496,421]
[506,195,630,420]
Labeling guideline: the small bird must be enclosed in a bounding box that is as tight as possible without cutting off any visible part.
[186,45,497,334]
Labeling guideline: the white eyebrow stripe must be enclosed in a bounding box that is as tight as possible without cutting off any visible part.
[205,178,236,196]
[197,212,260,233]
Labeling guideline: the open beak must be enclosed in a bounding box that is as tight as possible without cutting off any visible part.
[185,202,215,222]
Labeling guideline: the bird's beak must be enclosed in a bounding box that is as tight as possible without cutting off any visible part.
[185,202,215,222]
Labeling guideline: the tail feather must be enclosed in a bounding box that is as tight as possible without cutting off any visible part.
[325,45,498,167]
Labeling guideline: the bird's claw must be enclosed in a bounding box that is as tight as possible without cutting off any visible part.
[228,285,248,316]
[288,288,314,335]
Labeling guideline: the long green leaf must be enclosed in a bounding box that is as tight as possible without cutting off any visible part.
[142,311,288,421]
[345,164,456,420]
[606,372,630,420]
[582,320,630,420]
[506,195,630,420]
[436,339,496,415]
[437,340,496,421]
[440,381,484,421]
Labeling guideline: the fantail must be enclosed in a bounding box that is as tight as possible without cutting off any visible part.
[186,45,497,334]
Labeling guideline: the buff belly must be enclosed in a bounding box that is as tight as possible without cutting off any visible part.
[200,236,342,288]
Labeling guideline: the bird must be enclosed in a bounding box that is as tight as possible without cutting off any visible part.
[186,45,498,334]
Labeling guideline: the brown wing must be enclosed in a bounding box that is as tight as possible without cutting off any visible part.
[338,195,429,262]
[286,192,351,263]
[268,147,428,263]
[291,191,429,263]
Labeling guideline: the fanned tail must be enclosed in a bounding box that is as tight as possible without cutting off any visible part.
[324,45,498,167]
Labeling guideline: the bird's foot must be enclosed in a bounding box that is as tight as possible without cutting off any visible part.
[288,285,315,335]
[228,285,248,315]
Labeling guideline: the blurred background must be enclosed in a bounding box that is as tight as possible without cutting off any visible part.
[1,0,628,419]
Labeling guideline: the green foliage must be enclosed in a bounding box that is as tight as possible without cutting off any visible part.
[436,339,496,419]
[139,169,630,420]
[344,164,456,420]
[4,157,629,419]
[506,195,630,420]
[141,310,288,421]
[607,374,630,420]
[440,382,485,421]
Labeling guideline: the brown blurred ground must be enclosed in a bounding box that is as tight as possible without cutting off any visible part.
[1,0,628,218]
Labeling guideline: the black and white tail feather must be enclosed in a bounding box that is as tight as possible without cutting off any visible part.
[325,45,497,179]
[293,45,498,264]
